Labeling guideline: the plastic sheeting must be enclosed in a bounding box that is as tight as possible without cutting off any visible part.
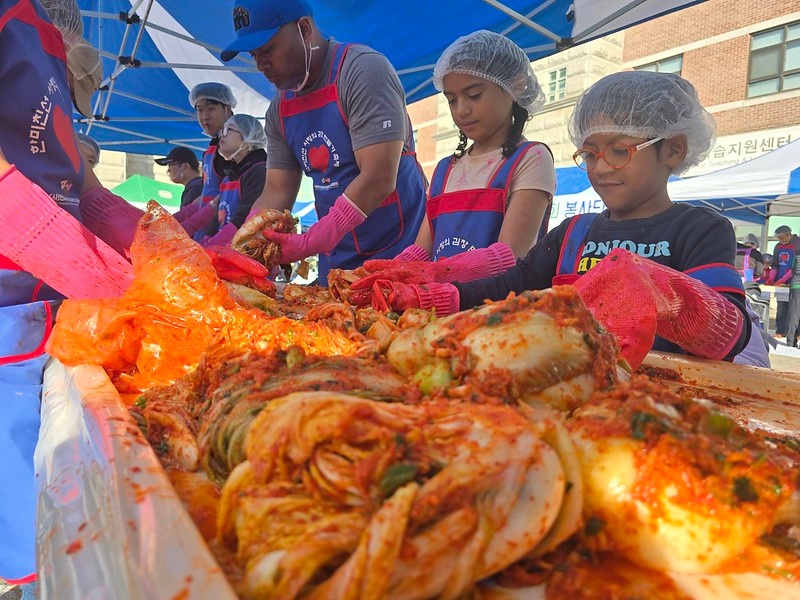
[34,359,236,600]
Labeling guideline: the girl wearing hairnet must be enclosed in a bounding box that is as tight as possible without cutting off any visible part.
[360,70,768,369]
[350,30,554,290]
[175,114,268,247]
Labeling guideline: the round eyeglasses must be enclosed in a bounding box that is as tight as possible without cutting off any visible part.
[572,137,664,171]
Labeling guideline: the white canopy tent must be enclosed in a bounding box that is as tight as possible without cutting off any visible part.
[551,138,800,233]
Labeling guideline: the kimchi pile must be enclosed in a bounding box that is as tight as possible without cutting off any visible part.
[47,205,800,599]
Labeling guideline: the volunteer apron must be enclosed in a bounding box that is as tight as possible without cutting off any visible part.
[217,160,266,229]
[427,142,551,261]
[0,0,84,583]
[279,42,426,285]
[194,140,224,240]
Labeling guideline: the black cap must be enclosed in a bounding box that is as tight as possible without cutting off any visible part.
[154,146,199,167]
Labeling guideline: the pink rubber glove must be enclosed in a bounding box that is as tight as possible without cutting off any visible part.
[349,243,515,307]
[370,280,460,316]
[179,202,216,238]
[0,166,132,298]
[395,244,431,262]
[204,222,238,248]
[574,248,744,366]
[80,186,143,257]
[261,193,366,263]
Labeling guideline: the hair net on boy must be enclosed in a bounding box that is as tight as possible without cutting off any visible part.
[189,82,238,108]
[433,30,545,114]
[568,71,716,176]
[225,114,267,150]
[38,0,83,48]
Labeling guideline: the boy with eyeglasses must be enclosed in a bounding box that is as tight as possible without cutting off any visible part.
[357,71,766,368]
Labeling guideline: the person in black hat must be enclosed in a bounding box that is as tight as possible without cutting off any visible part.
[155,146,203,208]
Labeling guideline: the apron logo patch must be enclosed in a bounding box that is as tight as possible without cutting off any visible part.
[308,144,330,172]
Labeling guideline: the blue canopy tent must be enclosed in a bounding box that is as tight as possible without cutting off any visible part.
[76,0,705,156]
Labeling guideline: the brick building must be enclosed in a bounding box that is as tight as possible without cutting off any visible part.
[408,0,800,181]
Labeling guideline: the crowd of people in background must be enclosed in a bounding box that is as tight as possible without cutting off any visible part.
[0,0,792,595]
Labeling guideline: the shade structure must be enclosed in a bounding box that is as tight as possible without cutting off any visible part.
[111,174,183,212]
[76,0,706,156]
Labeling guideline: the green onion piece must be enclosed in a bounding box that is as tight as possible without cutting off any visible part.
[379,463,418,496]
[706,412,734,438]
[733,476,759,503]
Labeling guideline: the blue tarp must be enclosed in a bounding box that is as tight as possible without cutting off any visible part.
[76,0,705,156]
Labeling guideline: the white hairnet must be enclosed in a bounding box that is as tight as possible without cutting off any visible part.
[75,131,100,157]
[38,0,83,49]
[568,71,716,176]
[433,30,545,114]
[189,82,237,108]
[224,114,267,150]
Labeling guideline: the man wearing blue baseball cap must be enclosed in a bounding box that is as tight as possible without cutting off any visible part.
[221,0,426,285]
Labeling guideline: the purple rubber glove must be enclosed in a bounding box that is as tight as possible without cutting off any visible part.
[261,193,366,263]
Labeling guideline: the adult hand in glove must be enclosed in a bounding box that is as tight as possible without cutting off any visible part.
[205,245,274,295]
[261,193,366,263]
[573,248,744,369]
[349,243,516,306]
[0,165,132,299]
[370,280,460,316]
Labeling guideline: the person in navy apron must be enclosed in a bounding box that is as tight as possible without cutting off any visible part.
[202,114,268,247]
[0,0,128,596]
[220,0,426,285]
[177,83,238,241]
[350,30,556,290]
[360,71,764,368]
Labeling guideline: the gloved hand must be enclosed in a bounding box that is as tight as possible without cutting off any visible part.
[178,202,216,238]
[395,244,431,262]
[80,186,143,257]
[205,245,274,295]
[573,248,744,368]
[204,222,238,248]
[0,166,132,298]
[261,193,366,263]
[349,243,516,306]
[370,280,460,316]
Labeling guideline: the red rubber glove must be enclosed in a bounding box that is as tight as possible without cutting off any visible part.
[0,166,132,298]
[261,193,366,263]
[370,280,460,315]
[80,186,143,257]
[395,244,431,262]
[204,245,274,295]
[573,248,744,368]
[349,243,515,306]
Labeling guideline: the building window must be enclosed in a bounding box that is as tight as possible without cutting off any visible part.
[547,68,566,102]
[748,21,800,98]
[636,55,683,75]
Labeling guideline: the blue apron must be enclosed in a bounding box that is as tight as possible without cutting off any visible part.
[0,0,84,582]
[428,142,550,261]
[200,140,222,204]
[217,160,266,229]
[279,42,426,284]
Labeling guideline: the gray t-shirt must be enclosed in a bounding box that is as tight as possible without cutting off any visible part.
[264,41,411,171]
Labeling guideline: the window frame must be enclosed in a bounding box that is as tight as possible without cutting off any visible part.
[747,21,800,98]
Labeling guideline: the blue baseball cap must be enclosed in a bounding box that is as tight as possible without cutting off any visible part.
[221,0,313,62]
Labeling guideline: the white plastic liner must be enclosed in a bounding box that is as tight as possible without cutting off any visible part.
[34,359,236,600]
